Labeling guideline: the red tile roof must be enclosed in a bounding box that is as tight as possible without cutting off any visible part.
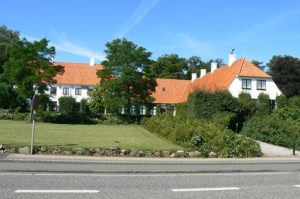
[151,78,191,104]
[180,58,271,102]
[54,62,103,86]
[53,58,271,104]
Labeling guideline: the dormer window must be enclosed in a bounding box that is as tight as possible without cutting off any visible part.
[162,87,166,92]
[242,79,252,90]
[257,80,266,90]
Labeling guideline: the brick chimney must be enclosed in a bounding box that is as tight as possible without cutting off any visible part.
[89,57,95,66]
[211,62,217,73]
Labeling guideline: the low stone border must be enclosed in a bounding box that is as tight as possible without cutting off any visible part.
[0,144,218,158]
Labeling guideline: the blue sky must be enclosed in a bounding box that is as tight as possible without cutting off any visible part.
[1,0,300,65]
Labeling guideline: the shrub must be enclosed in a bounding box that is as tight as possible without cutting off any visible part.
[0,109,29,121]
[242,115,300,148]
[276,95,287,109]
[79,99,89,114]
[39,112,97,124]
[142,113,261,157]
[238,92,256,117]
[59,96,76,114]
[210,111,238,131]
[257,93,271,115]
[98,113,127,125]
[188,90,243,119]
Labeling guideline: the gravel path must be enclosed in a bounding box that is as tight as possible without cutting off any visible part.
[258,141,300,157]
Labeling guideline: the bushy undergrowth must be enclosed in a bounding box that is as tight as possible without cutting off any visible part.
[142,113,261,158]
[0,109,29,121]
[37,112,97,124]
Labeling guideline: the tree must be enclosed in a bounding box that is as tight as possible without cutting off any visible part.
[88,84,105,113]
[0,26,20,74]
[251,60,265,71]
[2,38,64,99]
[267,55,300,97]
[257,93,271,115]
[97,38,157,121]
[149,54,188,79]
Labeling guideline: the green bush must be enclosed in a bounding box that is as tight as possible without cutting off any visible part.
[79,99,89,114]
[242,115,299,148]
[210,111,238,131]
[98,113,127,125]
[276,95,287,109]
[38,112,97,124]
[188,90,243,119]
[59,96,76,114]
[0,109,29,121]
[257,93,271,115]
[142,113,261,158]
[238,92,256,117]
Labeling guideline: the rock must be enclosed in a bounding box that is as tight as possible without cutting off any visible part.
[89,148,96,154]
[63,151,72,155]
[137,151,145,157]
[176,150,185,158]
[129,150,137,157]
[110,146,121,151]
[188,151,195,158]
[209,151,217,158]
[153,151,161,157]
[72,147,86,155]
[19,147,30,154]
[194,151,202,157]
[0,150,4,154]
[121,149,127,154]
[145,151,152,157]
[162,151,170,158]
[170,152,176,158]
[51,147,62,155]
[105,149,113,156]
[0,144,3,150]
[40,146,47,153]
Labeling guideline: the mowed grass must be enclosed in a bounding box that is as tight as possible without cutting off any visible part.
[0,120,181,151]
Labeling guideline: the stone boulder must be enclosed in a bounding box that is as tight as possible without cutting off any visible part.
[18,147,30,155]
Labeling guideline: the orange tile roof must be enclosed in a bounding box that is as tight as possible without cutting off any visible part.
[151,78,191,104]
[54,62,103,86]
[180,58,271,102]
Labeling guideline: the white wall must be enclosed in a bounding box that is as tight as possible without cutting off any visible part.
[228,77,282,100]
[46,84,94,105]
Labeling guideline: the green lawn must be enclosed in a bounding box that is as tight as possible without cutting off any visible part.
[0,120,181,151]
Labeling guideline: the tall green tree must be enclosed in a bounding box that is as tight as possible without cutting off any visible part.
[251,60,265,71]
[97,38,157,121]
[149,54,188,79]
[2,38,64,99]
[267,55,300,97]
[0,26,20,74]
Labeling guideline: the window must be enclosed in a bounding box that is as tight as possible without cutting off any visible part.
[75,88,82,95]
[63,87,69,95]
[140,105,146,115]
[242,79,252,90]
[162,87,166,92]
[257,80,266,90]
[50,87,57,95]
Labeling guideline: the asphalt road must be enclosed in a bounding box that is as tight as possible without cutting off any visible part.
[1,154,300,173]
[1,172,300,199]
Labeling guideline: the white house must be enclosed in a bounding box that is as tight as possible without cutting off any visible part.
[184,53,282,104]
[47,53,282,111]
[45,58,102,111]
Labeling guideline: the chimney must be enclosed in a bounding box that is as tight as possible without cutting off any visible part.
[191,73,197,82]
[228,51,236,66]
[200,69,207,78]
[89,57,95,66]
[211,62,218,73]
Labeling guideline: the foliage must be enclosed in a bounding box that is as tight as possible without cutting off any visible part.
[38,112,97,124]
[2,38,64,99]
[97,38,157,122]
[0,109,29,121]
[210,111,238,131]
[149,54,188,79]
[267,55,300,97]
[276,95,287,109]
[237,92,256,117]
[251,60,265,71]
[257,93,271,115]
[243,115,300,148]
[88,84,104,113]
[98,113,127,125]
[79,98,88,114]
[58,96,76,114]
[0,26,20,74]
[142,113,261,157]
[188,90,242,119]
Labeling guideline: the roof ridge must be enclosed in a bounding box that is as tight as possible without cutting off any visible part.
[237,58,245,76]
